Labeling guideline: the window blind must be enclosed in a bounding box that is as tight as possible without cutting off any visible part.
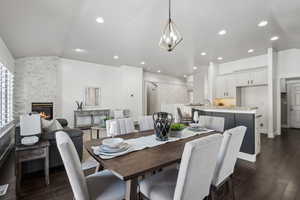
[0,62,13,130]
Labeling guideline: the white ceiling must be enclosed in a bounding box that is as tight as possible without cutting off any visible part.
[0,0,300,77]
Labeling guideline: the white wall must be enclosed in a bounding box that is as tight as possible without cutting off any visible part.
[0,37,14,73]
[15,57,60,120]
[193,67,209,104]
[59,59,143,126]
[277,49,300,78]
[218,54,268,75]
[276,49,300,134]
[144,72,188,114]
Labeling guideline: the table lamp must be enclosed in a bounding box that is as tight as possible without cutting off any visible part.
[20,113,41,145]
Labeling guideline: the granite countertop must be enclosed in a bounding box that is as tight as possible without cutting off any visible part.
[190,105,258,113]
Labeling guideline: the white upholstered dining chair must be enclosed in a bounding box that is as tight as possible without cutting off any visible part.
[139,134,223,200]
[55,131,126,200]
[199,115,225,132]
[211,126,247,200]
[138,115,154,131]
[106,118,135,136]
[116,118,135,134]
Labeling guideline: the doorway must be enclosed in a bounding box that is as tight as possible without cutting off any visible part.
[280,77,300,129]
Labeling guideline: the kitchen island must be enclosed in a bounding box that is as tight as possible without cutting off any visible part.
[191,106,260,162]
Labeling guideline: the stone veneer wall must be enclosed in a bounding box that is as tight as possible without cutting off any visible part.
[14,56,60,121]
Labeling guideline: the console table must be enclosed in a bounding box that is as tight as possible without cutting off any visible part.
[74,109,110,129]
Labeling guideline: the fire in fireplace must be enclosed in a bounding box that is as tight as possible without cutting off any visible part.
[32,102,53,120]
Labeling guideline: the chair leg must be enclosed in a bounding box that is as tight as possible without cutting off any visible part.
[209,186,217,200]
[228,176,235,200]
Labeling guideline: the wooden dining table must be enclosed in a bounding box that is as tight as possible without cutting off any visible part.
[84,130,216,200]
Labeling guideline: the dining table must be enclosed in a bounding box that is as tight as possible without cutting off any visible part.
[84,129,217,200]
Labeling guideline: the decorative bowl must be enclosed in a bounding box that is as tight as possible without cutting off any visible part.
[102,138,124,148]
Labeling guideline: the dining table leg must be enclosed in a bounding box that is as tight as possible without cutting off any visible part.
[125,178,138,200]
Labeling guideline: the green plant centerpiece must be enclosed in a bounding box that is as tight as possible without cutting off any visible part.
[169,123,187,137]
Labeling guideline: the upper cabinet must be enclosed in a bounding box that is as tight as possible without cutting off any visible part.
[215,67,268,99]
[235,68,267,87]
[216,74,236,98]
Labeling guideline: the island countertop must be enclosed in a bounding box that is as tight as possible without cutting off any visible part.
[189,105,257,114]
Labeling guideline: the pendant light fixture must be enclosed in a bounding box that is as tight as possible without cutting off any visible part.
[159,0,183,51]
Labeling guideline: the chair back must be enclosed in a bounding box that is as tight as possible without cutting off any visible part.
[212,126,247,186]
[55,131,90,200]
[177,107,183,120]
[138,115,154,131]
[114,110,124,119]
[199,115,225,132]
[106,119,118,136]
[116,118,135,134]
[174,134,222,200]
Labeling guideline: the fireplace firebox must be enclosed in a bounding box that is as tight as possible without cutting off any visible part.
[32,102,53,120]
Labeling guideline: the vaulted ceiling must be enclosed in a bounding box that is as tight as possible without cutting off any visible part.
[0,0,300,77]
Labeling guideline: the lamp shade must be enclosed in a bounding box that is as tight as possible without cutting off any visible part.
[20,114,41,136]
[159,19,183,51]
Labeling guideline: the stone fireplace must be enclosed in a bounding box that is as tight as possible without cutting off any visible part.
[32,102,53,120]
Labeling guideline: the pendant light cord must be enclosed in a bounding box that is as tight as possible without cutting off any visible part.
[169,0,171,21]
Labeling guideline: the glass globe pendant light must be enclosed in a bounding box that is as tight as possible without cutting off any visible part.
[159,0,183,52]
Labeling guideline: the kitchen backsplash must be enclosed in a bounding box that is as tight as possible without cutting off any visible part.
[214,98,236,107]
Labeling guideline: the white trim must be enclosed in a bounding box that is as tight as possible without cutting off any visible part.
[257,128,268,134]
[0,123,14,138]
[238,152,256,162]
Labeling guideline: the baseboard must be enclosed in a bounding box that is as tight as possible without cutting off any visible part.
[238,152,256,163]
[257,128,268,134]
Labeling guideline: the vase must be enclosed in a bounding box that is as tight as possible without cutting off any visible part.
[152,112,173,141]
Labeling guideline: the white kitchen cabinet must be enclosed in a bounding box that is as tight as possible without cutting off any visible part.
[236,72,251,87]
[216,74,236,98]
[236,68,267,87]
[251,68,268,85]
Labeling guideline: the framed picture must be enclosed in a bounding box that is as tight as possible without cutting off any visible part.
[85,87,100,107]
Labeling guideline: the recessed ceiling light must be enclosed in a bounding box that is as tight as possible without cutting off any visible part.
[184,75,187,78]
[217,57,223,60]
[74,48,86,52]
[96,17,104,24]
[218,30,227,35]
[258,20,268,27]
[113,55,119,59]
[141,61,145,65]
[193,66,198,70]
[201,52,207,56]
[248,49,254,53]
[157,70,161,73]
[270,36,279,41]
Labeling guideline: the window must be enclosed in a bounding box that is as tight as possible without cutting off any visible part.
[0,62,13,130]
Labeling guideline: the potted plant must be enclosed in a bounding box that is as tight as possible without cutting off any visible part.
[169,123,186,137]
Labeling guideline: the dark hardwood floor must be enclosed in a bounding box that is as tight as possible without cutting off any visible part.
[1,128,300,200]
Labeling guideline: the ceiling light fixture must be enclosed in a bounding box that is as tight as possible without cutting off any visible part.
[74,48,86,52]
[159,0,183,52]
[248,49,254,53]
[193,66,197,70]
[141,61,145,65]
[113,55,119,59]
[157,70,161,73]
[184,75,187,78]
[258,20,268,27]
[217,57,223,60]
[218,30,227,35]
[201,52,207,56]
[96,17,104,24]
[270,36,279,41]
